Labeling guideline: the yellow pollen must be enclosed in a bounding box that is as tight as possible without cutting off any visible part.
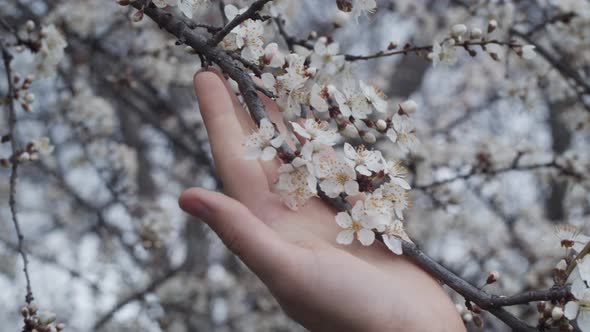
[336,173,348,184]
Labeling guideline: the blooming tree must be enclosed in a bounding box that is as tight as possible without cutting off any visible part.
[1,0,589,331]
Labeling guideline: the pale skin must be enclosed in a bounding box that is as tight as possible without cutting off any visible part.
[178,70,466,332]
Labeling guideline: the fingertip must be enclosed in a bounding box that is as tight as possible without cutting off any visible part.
[178,188,210,218]
[194,70,220,91]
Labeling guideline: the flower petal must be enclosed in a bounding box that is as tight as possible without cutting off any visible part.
[344,180,359,196]
[336,229,355,245]
[564,301,579,320]
[383,235,403,255]
[357,228,375,246]
[260,146,277,161]
[335,212,353,228]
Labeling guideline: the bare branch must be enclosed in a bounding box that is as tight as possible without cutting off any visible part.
[93,266,182,330]
[1,41,34,305]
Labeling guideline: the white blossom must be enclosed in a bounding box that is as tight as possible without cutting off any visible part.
[430,38,458,67]
[309,83,330,112]
[350,0,377,22]
[360,81,387,113]
[343,143,383,176]
[381,219,410,255]
[262,54,313,115]
[386,114,419,153]
[276,143,317,210]
[222,4,265,63]
[263,43,285,67]
[564,259,590,332]
[382,182,410,219]
[291,119,340,147]
[384,160,411,190]
[243,118,284,160]
[310,37,345,75]
[555,225,590,252]
[335,200,382,246]
[313,150,359,198]
[329,76,372,119]
[31,137,55,156]
[36,24,67,77]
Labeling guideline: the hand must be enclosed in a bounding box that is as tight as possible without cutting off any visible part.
[179,70,465,332]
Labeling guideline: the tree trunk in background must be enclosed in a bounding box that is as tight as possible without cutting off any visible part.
[545,99,572,222]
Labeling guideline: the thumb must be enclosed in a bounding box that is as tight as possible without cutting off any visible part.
[178,188,288,277]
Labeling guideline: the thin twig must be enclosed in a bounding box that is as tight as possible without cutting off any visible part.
[416,158,584,190]
[93,266,182,330]
[210,0,273,46]
[344,39,521,61]
[2,42,34,304]
[511,29,590,97]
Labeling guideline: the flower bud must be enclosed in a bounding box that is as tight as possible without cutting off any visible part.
[470,27,482,39]
[24,92,35,104]
[336,0,353,12]
[132,10,144,22]
[20,306,29,317]
[376,119,387,131]
[451,24,467,37]
[399,99,418,114]
[362,132,376,144]
[462,312,473,322]
[486,271,499,284]
[18,152,31,162]
[56,323,66,331]
[38,311,57,325]
[25,20,35,32]
[551,306,564,321]
[487,20,498,33]
[341,124,358,138]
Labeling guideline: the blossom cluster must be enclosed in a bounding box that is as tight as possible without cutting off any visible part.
[20,304,65,332]
[201,0,416,254]
[34,24,68,77]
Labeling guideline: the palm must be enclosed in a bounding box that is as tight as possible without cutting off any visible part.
[179,71,464,331]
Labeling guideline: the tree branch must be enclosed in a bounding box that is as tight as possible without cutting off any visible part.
[401,241,566,332]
